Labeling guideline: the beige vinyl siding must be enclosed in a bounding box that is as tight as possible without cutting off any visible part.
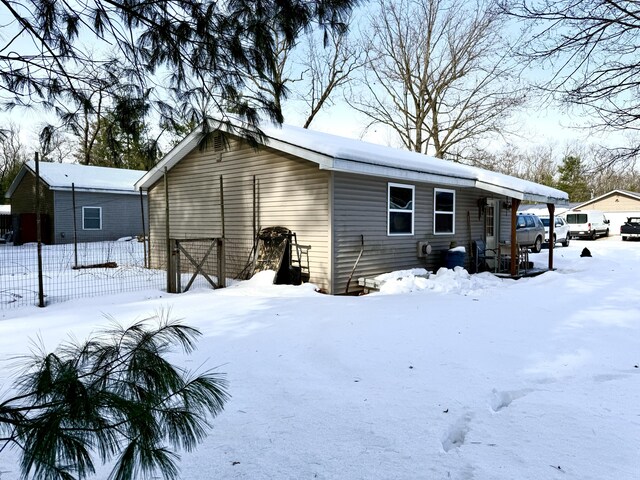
[148,137,331,290]
[579,193,640,212]
[332,172,493,293]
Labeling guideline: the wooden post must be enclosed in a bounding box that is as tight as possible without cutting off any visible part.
[219,175,226,287]
[164,167,171,292]
[547,203,555,271]
[72,182,78,268]
[35,152,45,307]
[140,188,147,268]
[510,198,521,276]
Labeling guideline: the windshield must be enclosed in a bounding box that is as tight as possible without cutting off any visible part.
[566,214,588,224]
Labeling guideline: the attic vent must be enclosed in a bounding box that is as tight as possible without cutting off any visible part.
[213,133,223,152]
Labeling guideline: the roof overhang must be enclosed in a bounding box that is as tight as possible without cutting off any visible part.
[136,119,569,205]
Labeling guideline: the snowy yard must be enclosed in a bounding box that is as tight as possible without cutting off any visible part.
[0,238,638,479]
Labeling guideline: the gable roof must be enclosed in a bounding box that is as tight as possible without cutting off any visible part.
[573,189,640,210]
[5,161,146,198]
[136,120,569,204]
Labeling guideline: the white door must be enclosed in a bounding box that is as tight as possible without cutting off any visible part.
[485,200,501,269]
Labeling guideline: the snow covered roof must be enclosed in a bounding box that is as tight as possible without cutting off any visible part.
[137,120,569,204]
[0,204,10,215]
[5,161,146,198]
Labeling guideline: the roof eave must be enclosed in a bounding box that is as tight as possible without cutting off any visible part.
[475,180,569,205]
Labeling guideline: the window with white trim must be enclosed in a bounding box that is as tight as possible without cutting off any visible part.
[388,183,414,235]
[82,206,102,230]
[434,188,455,234]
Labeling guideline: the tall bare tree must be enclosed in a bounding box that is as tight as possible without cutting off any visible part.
[300,27,363,128]
[349,0,524,159]
[0,124,27,199]
[503,0,640,161]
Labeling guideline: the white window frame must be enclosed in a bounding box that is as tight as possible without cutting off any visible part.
[82,206,102,230]
[433,188,455,235]
[387,182,415,236]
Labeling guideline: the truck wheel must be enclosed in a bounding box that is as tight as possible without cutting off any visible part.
[605,228,609,237]
[533,236,542,253]
[622,236,628,241]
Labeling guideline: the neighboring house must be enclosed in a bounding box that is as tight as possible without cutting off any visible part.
[0,204,10,238]
[136,120,568,294]
[568,190,640,236]
[6,161,148,245]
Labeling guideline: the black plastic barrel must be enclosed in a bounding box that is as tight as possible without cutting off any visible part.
[445,249,465,269]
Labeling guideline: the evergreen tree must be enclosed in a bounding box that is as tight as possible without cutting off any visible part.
[0,315,228,480]
[557,156,591,202]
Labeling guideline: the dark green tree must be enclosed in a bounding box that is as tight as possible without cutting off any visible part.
[0,315,228,480]
[557,155,591,202]
[0,0,361,134]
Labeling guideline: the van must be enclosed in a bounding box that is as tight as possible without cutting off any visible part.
[564,210,610,240]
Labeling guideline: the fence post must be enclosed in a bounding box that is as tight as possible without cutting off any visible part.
[35,152,45,307]
[217,238,226,288]
[175,239,181,293]
[139,188,147,268]
[72,182,78,268]
[164,167,171,292]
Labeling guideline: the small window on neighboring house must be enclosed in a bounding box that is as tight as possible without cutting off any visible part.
[434,188,455,234]
[388,183,414,235]
[83,207,102,230]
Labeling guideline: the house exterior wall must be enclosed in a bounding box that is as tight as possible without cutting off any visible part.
[52,191,147,244]
[573,192,640,235]
[331,172,509,293]
[147,137,332,291]
[580,193,640,212]
[9,170,55,243]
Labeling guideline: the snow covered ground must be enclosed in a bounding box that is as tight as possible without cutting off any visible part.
[0,238,638,480]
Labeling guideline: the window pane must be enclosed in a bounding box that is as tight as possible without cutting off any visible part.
[390,186,413,210]
[435,191,453,212]
[435,213,454,233]
[390,212,412,234]
[84,208,101,229]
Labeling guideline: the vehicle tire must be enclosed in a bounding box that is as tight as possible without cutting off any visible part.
[533,236,542,253]
[590,230,597,240]
[622,236,628,241]
[605,228,609,237]
[562,235,570,247]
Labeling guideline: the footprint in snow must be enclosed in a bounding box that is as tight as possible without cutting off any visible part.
[490,388,534,412]
[442,413,473,452]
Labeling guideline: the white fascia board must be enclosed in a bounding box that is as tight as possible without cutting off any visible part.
[260,137,335,170]
[475,180,569,205]
[329,158,476,187]
[50,187,144,195]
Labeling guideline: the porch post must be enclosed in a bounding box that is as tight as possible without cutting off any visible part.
[547,203,555,270]
[510,198,521,276]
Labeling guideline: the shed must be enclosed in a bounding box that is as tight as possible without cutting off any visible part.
[136,120,568,293]
[0,204,10,238]
[569,190,640,236]
[5,161,148,244]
